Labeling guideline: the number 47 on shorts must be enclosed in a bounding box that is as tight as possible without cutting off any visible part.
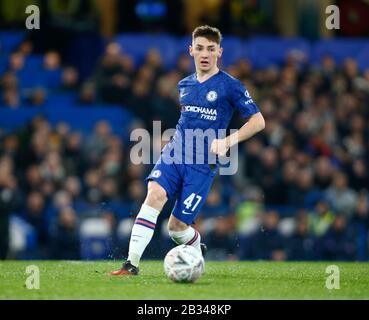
[182,193,202,214]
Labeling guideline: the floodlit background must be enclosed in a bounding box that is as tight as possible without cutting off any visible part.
[0,0,368,262]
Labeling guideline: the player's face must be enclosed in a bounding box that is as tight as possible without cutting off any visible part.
[190,37,222,73]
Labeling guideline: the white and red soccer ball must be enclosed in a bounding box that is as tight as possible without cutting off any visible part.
[164,244,205,283]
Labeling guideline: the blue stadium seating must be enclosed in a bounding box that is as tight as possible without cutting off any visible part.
[220,36,245,67]
[9,215,37,256]
[355,47,369,72]
[0,31,25,53]
[18,68,62,89]
[311,38,369,65]
[80,218,113,260]
[46,106,134,138]
[0,108,42,132]
[111,34,369,71]
[0,54,8,75]
[114,33,178,69]
[24,54,44,71]
[247,37,311,69]
[0,105,135,140]
[46,92,79,108]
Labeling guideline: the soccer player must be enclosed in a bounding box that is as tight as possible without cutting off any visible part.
[109,25,265,275]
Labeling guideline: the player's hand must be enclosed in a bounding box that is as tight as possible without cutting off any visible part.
[210,138,230,157]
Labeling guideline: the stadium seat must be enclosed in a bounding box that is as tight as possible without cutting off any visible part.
[278,217,296,237]
[24,54,44,71]
[247,37,311,69]
[14,54,61,89]
[47,92,78,108]
[80,218,113,260]
[18,67,62,89]
[115,218,134,258]
[0,54,9,75]
[114,33,178,69]
[117,218,135,240]
[311,38,369,65]
[0,31,25,53]
[0,105,136,142]
[46,106,134,138]
[0,108,42,133]
[219,36,244,67]
[355,47,369,72]
[9,215,37,254]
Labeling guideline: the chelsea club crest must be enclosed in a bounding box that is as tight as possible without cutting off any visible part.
[206,91,217,102]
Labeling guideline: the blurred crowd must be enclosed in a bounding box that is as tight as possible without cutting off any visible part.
[1,36,369,261]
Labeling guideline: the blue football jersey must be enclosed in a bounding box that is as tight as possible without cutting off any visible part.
[161,70,260,174]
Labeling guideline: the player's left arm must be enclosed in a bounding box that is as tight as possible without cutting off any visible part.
[210,112,265,156]
[210,81,265,157]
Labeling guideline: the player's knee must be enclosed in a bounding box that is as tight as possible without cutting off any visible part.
[146,182,168,206]
[167,215,188,233]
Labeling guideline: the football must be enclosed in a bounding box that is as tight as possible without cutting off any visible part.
[164,244,205,283]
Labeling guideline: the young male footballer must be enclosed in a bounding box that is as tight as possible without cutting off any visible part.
[109,25,265,275]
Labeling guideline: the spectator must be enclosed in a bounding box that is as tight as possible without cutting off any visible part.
[125,79,153,129]
[287,167,320,208]
[314,156,335,190]
[0,156,22,259]
[204,216,238,261]
[202,187,229,220]
[83,120,112,166]
[350,191,369,260]
[27,87,48,107]
[99,177,120,203]
[348,158,369,192]
[94,42,131,104]
[8,52,25,72]
[1,72,18,90]
[50,207,80,260]
[287,217,316,261]
[176,53,193,77]
[17,40,34,56]
[242,138,263,184]
[319,215,356,261]
[255,147,280,205]
[309,200,335,237]
[144,48,164,79]
[240,210,287,261]
[83,168,102,204]
[39,151,66,183]
[277,159,299,205]
[64,176,82,203]
[325,171,358,217]
[63,132,84,175]
[78,81,97,105]
[122,179,146,217]
[22,191,48,252]
[2,87,20,108]
[100,147,122,177]
[61,66,79,91]
[23,164,43,194]
[151,76,180,130]
[43,50,61,71]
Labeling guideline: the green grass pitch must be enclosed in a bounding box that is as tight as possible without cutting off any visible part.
[1,261,369,300]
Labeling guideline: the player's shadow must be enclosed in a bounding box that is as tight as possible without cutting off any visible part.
[168,281,212,286]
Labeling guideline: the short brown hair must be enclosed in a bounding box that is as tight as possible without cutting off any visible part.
[192,25,222,44]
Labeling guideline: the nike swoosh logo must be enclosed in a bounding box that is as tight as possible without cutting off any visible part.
[180,93,189,98]
[181,210,193,215]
